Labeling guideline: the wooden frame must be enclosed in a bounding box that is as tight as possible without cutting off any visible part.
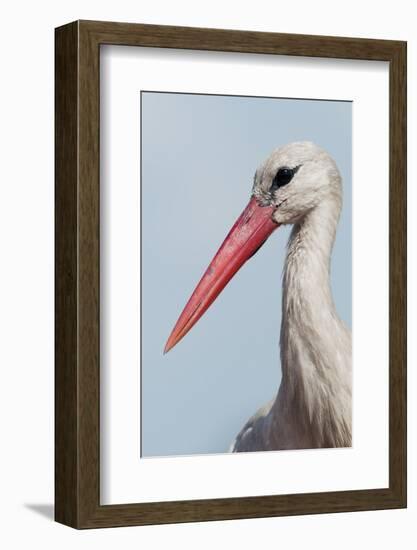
[55,20,407,529]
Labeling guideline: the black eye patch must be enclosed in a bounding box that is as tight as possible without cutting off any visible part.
[271,166,300,191]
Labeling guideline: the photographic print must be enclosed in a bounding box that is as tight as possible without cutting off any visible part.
[55,21,405,527]
[141,91,352,457]
[55,21,406,528]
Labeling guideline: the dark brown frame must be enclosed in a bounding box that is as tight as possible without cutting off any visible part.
[55,20,407,529]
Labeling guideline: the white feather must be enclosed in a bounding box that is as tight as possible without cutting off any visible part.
[231,142,352,452]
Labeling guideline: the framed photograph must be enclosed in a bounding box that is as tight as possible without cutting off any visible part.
[55,20,407,528]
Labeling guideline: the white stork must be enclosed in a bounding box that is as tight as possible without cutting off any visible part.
[164,141,352,452]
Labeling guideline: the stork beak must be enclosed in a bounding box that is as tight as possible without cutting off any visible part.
[164,196,279,353]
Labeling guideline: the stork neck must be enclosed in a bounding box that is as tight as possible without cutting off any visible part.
[281,198,339,331]
[272,196,351,448]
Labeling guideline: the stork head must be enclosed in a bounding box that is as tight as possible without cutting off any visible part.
[164,141,341,353]
[253,141,342,225]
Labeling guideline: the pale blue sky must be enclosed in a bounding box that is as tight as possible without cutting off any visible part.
[141,91,352,457]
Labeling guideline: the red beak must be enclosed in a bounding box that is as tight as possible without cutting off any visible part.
[164,196,279,353]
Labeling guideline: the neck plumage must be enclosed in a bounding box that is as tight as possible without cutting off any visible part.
[270,197,351,449]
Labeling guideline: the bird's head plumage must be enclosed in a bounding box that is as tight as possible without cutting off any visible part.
[252,141,342,225]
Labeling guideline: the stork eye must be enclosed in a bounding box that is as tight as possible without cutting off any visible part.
[271,167,297,190]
